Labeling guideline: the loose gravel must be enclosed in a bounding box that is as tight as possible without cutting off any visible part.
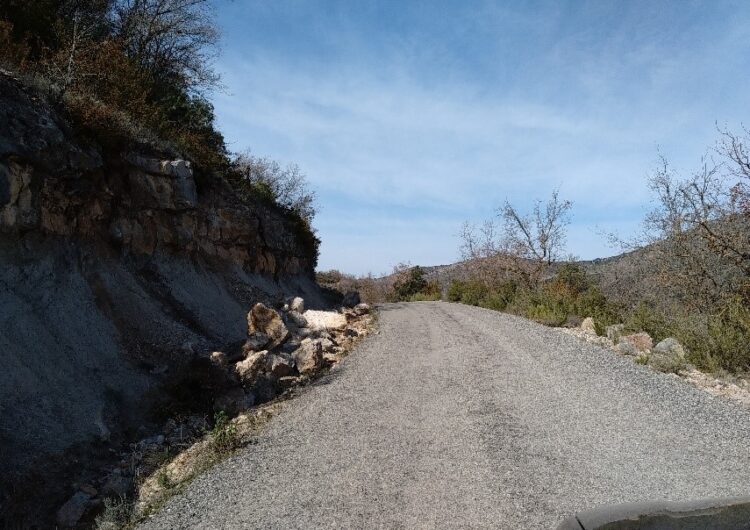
[139,302,750,529]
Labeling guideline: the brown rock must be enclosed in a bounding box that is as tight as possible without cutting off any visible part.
[620,332,653,352]
[247,303,289,349]
[267,352,296,378]
[235,350,269,384]
[292,338,323,375]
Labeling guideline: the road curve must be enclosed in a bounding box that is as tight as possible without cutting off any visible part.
[140,302,750,529]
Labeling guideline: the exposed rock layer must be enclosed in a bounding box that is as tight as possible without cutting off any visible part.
[0,73,314,276]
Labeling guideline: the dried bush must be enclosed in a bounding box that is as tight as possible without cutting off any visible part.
[230,152,317,224]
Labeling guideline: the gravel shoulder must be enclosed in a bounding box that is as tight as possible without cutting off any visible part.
[139,301,750,529]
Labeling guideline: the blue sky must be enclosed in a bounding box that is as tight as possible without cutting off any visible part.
[211,0,750,275]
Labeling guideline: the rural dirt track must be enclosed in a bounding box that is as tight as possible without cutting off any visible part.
[140,302,750,529]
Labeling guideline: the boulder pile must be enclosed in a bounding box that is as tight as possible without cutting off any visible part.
[564,317,686,373]
[562,316,750,410]
[53,297,374,527]
[217,298,374,414]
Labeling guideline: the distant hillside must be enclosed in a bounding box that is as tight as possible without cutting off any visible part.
[373,244,672,309]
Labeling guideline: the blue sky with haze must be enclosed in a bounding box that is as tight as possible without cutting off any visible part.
[211,0,750,275]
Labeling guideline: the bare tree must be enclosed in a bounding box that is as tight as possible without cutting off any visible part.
[460,190,573,288]
[44,9,99,101]
[232,152,317,223]
[501,190,572,266]
[112,0,219,90]
[637,135,750,309]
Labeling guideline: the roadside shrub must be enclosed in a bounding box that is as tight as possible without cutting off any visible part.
[447,279,517,308]
[391,266,429,302]
[677,297,750,372]
[409,291,440,302]
[409,280,441,301]
[555,262,590,295]
[624,303,672,343]
[481,290,511,311]
[447,279,484,306]
[574,287,621,335]
[94,496,133,530]
[448,264,624,330]
[210,411,239,454]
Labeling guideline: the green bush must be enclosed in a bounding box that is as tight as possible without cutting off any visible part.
[392,266,429,301]
[449,265,622,331]
[624,303,672,342]
[574,287,621,335]
[409,290,441,302]
[210,411,239,454]
[447,279,517,309]
[677,297,750,372]
[447,279,484,306]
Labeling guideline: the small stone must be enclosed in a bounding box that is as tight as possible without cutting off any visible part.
[209,351,227,368]
[244,332,270,352]
[319,338,336,352]
[293,338,323,374]
[56,492,92,527]
[286,310,308,328]
[654,337,686,358]
[580,317,597,335]
[619,332,653,352]
[235,350,269,384]
[649,338,688,374]
[289,296,305,313]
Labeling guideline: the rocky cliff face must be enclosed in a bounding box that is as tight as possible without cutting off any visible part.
[0,72,313,276]
[0,71,322,492]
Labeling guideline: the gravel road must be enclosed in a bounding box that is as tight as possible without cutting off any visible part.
[140,302,750,529]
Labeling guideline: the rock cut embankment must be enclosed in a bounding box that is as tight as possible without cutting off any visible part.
[0,70,322,496]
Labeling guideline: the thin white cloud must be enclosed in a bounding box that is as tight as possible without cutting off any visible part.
[211,2,750,274]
